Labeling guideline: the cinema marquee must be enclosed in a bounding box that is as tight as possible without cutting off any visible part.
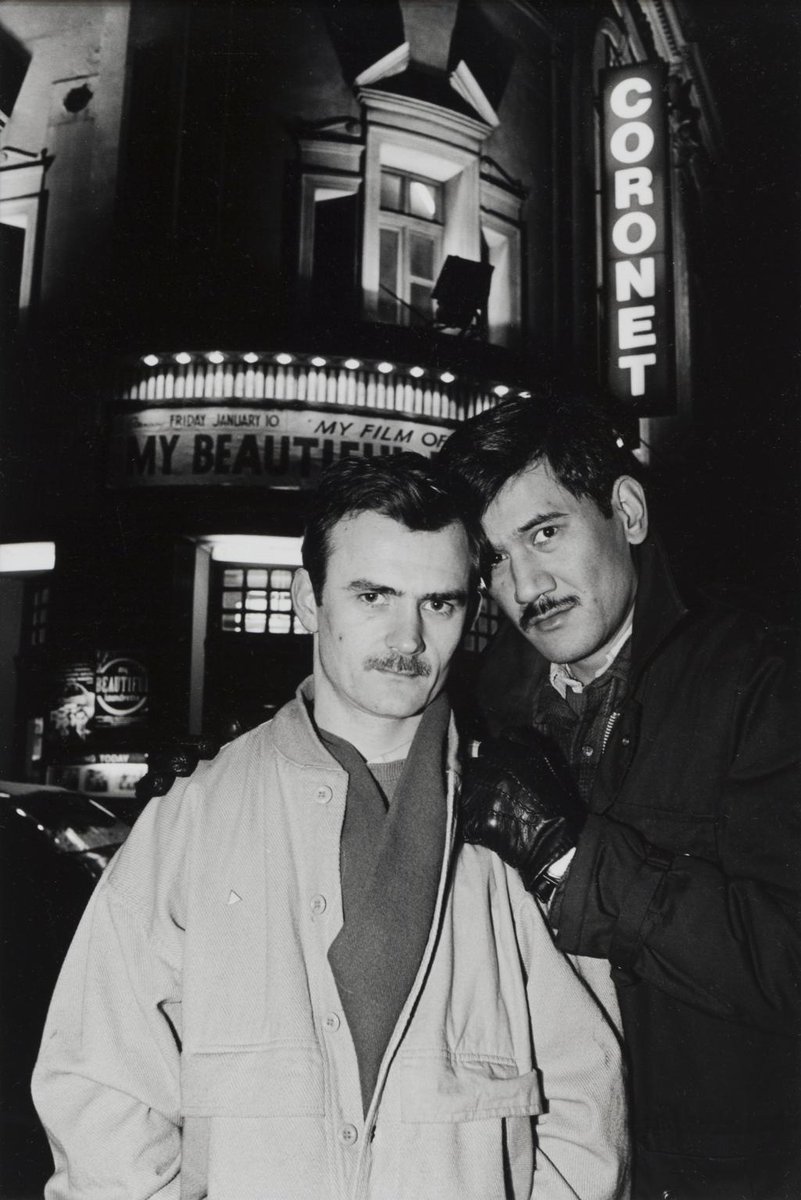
[601,62,674,414]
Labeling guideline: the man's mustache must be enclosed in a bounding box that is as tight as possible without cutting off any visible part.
[365,653,431,677]
[519,595,579,632]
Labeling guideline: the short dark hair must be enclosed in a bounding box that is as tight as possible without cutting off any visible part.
[438,393,642,520]
[302,452,480,601]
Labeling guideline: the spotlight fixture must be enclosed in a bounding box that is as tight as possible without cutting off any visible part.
[519,390,532,399]
[493,384,510,397]
[440,371,455,384]
[344,358,361,370]
[311,356,328,368]
[243,352,259,364]
[143,354,159,367]
[432,256,494,333]
[174,352,192,365]
[377,361,394,374]
[207,351,225,364]
[409,366,425,379]
[275,353,294,365]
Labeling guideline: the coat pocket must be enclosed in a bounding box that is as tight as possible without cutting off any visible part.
[182,1044,325,1117]
[399,1053,543,1123]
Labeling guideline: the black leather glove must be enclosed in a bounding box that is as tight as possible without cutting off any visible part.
[135,737,220,803]
[459,726,586,904]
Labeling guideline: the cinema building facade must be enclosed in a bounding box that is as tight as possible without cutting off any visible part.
[0,0,727,792]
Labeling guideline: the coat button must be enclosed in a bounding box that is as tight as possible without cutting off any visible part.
[314,785,333,804]
[339,1123,358,1146]
[324,1012,341,1032]
[621,736,631,746]
[310,893,327,916]
[581,744,594,758]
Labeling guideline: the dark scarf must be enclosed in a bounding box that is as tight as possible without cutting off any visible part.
[323,692,450,1114]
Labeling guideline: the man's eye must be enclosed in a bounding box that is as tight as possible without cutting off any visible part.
[488,550,506,570]
[424,599,455,616]
[532,525,559,546]
[358,591,388,606]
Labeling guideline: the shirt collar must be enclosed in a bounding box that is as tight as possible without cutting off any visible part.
[549,605,635,699]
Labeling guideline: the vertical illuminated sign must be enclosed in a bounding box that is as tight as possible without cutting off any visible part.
[601,62,673,414]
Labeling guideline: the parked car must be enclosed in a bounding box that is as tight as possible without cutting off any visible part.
[0,779,138,879]
[0,781,141,1196]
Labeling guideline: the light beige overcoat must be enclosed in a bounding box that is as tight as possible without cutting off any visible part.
[33,682,629,1200]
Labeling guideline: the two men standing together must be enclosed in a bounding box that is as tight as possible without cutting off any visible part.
[33,395,800,1199]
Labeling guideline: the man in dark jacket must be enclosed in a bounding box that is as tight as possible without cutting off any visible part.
[440,395,801,1200]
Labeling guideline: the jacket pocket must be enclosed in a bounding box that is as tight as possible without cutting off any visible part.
[182,1044,325,1117]
[399,1053,543,1123]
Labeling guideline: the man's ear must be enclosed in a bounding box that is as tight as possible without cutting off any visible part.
[612,476,648,545]
[291,568,320,634]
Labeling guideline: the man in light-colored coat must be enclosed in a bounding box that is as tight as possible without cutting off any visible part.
[33,454,629,1200]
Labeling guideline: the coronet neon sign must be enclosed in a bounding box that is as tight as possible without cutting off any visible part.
[601,62,674,414]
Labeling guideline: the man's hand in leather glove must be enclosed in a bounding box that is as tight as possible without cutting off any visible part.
[135,737,220,803]
[460,726,586,905]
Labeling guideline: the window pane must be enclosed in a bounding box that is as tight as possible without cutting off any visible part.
[409,232,435,282]
[222,592,243,610]
[408,179,440,221]
[268,613,292,634]
[223,569,244,588]
[270,569,293,590]
[247,569,269,588]
[380,171,402,211]
[245,595,268,612]
[244,612,267,633]
[272,590,292,611]
[221,613,241,631]
[409,281,433,324]
[378,227,399,322]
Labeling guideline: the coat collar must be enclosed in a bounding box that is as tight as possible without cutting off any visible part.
[270,676,462,780]
[629,535,689,672]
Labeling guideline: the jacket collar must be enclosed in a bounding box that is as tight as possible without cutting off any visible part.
[269,677,339,770]
[629,535,689,675]
[270,676,462,780]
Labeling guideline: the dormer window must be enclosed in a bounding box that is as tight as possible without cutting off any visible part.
[378,169,444,325]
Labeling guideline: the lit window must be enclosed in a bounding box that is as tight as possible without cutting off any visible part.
[378,171,443,326]
[295,127,363,320]
[0,149,47,331]
[27,582,49,648]
[359,90,523,343]
[380,171,442,223]
[216,566,309,636]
